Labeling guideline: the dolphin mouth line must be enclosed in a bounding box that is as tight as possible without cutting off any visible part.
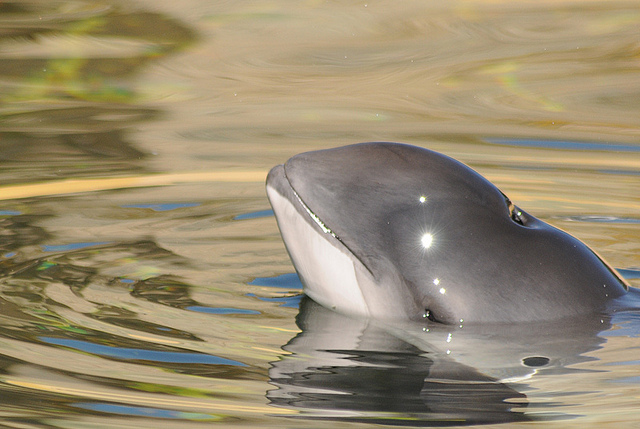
[291,188,337,238]
[282,167,374,277]
[282,167,338,239]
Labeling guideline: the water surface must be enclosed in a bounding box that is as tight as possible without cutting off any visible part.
[0,0,638,427]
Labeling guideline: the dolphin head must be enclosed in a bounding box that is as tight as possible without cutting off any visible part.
[266,142,628,324]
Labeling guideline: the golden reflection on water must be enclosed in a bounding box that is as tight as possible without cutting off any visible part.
[0,171,267,201]
[0,0,638,427]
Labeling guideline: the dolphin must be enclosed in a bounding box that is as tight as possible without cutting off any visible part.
[265,142,629,324]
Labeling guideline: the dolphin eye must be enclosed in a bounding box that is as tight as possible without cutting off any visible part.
[504,196,527,226]
[510,204,525,225]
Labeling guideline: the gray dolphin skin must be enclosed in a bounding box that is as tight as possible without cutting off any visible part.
[266,142,629,324]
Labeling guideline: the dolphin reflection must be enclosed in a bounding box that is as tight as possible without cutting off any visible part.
[268,297,613,426]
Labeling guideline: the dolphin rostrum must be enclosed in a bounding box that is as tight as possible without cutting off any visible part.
[266,142,629,324]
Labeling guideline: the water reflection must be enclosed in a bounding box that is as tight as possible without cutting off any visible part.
[0,0,637,426]
[0,209,250,354]
[0,1,196,184]
[269,297,613,425]
[0,207,272,421]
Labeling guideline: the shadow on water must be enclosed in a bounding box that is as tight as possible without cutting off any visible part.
[0,1,197,184]
[268,297,614,426]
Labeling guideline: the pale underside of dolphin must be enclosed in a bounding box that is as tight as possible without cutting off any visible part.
[266,142,629,324]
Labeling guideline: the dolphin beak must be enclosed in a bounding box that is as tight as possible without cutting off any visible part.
[266,164,372,317]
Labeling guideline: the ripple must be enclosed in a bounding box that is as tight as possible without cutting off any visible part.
[246,293,302,309]
[186,306,260,315]
[41,337,247,366]
[233,209,274,220]
[42,241,110,252]
[202,1,640,142]
[0,1,113,29]
[122,203,201,212]
[618,269,640,280]
[598,169,640,177]
[0,34,159,59]
[487,138,640,152]
[73,403,222,421]
[561,215,640,224]
[249,273,303,289]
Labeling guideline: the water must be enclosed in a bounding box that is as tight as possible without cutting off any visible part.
[0,0,638,427]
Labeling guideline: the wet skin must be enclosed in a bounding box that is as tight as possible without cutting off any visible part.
[266,142,629,324]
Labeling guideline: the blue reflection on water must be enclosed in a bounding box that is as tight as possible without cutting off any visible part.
[234,209,274,220]
[561,215,640,224]
[599,169,640,177]
[74,402,219,420]
[618,269,640,280]
[0,210,21,216]
[249,273,303,289]
[246,293,302,308]
[42,242,111,252]
[486,138,640,152]
[613,376,640,384]
[248,273,303,308]
[40,337,246,366]
[186,306,260,315]
[603,310,640,338]
[122,203,201,211]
